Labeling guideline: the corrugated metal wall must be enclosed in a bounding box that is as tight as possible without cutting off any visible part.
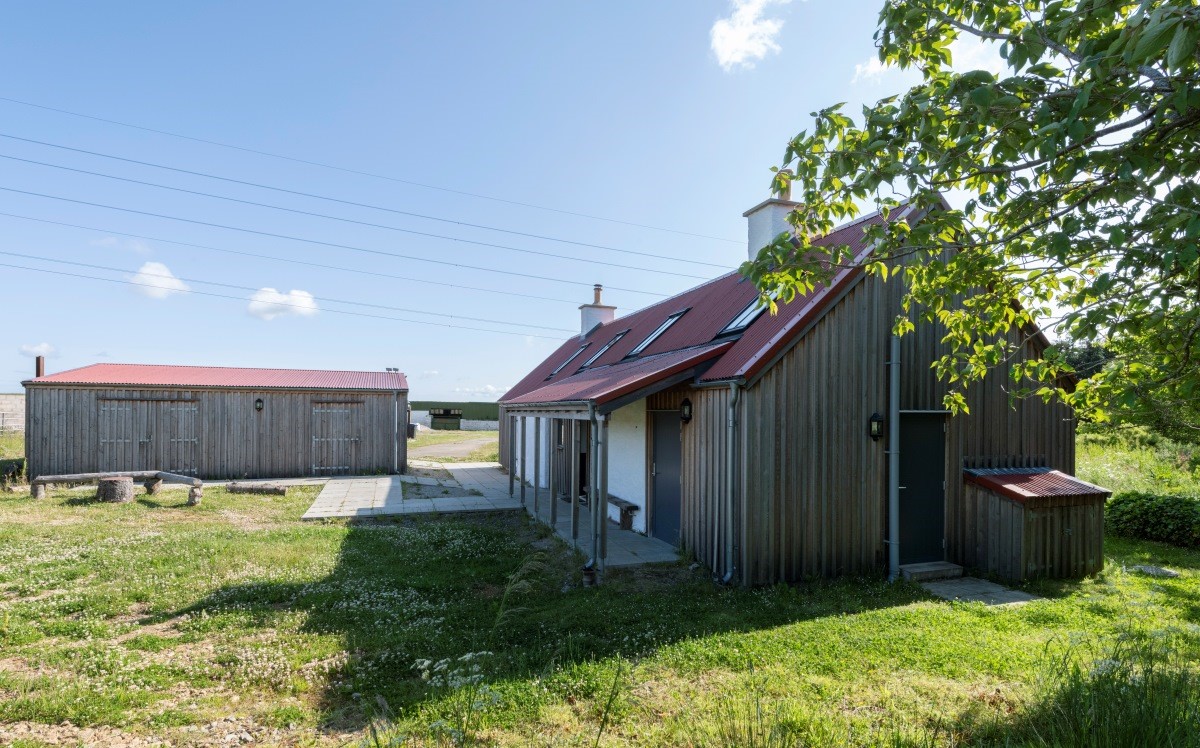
[25,385,406,479]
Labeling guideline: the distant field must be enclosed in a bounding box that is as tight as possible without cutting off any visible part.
[0,430,22,461]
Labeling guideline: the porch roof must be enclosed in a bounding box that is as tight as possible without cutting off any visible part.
[502,342,732,411]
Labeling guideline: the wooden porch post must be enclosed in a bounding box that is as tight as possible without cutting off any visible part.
[507,414,515,498]
[550,419,560,525]
[599,417,609,570]
[589,418,599,564]
[519,416,527,506]
[569,419,580,548]
[533,417,541,514]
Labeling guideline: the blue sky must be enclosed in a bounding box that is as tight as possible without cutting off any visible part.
[0,1,995,397]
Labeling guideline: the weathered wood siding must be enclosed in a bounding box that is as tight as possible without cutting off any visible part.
[677,386,731,575]
[25,385,406,480]
[967,483,1103,580]
[739,277,891,584]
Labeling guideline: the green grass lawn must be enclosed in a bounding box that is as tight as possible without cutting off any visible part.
[410,429,499,463]
[0,434,1196,746]
[0,430,22,460]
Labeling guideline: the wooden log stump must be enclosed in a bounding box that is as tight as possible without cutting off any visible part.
[227,482,287,496]
[32,483,47,499]
[187,486,203,506]
[144,479,164,495]
[98,476,135,503]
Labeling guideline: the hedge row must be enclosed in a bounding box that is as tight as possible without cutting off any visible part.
[1107,491,1200,549]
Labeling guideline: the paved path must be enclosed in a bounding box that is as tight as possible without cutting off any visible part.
[302,461,681,569]
[302,461,521,519]
[921,577,1040,606]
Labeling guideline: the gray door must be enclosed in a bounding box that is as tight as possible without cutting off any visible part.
[312,403,361,475]
[899,414,946,564]
[651,411,682,545]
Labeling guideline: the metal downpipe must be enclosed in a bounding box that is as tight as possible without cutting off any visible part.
[723,381,742,585]
[887,334,902,582]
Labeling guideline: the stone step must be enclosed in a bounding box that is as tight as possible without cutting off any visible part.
[900,561,964,582]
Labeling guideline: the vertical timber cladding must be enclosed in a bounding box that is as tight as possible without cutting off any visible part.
[25,385,405,480]
[739,275,890,584]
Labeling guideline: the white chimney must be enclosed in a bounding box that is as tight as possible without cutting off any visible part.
[743,195,803,261]
[579,284,616,338]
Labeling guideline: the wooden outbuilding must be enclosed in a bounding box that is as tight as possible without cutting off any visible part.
[24,362,408,480]
[499,197,1105,585]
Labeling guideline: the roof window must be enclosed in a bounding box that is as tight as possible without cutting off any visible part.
[719,298,769,336]
[579,331,628,369]
[547,344,589,379]
[626,310,687,358]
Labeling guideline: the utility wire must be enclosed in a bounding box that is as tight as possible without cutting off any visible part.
[0,96,742,244]
[0,186,671,296]
[0,212,584,305]
[0,133,731,268]
[0,249,573,332]
[0,259,568,340]
[0,152,712,279]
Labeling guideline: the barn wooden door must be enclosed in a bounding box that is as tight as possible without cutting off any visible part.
[99,401,135,471]
[311,402,361,476]
[162,402,199,475]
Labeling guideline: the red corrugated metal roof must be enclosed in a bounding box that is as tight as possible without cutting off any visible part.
[500,207,905,406]
[964,468,1110,504]
[27,363,409,391]
[504,343,731,407]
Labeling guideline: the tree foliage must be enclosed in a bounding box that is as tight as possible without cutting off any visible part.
[742,0,1200,433]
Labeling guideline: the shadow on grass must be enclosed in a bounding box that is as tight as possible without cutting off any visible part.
[177,512,928,734]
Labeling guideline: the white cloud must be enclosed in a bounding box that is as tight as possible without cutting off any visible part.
[247,288,319,320]
[453,384,509,398]
[421,370,440,377]
[19,342,56,358]
[130,261,188,299]
[711,0,791,71]
[94,236,153,255]
[851,36,1007,85]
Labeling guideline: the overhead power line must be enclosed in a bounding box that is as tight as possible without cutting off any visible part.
[0,259,569,340]
[0,186,671,296]
[0,133,731,269]
[0,212,584,305]
[0,152,713,279]
[0,95,741,244]
[0,248,573,333]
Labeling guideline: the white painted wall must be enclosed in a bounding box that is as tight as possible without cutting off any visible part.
[605,400,647,533]
[511,416,551,489]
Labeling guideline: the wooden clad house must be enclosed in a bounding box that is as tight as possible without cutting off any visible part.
[499,197,1107,585]
[24,362,408,480]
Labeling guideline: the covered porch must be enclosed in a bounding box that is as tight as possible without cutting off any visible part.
[504,404,678,574]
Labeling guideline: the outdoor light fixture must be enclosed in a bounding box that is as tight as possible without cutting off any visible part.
[255,398,264,412]
[680,398,693,424]
[869,412,885,440]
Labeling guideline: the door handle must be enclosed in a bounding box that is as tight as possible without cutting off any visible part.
[651,461,657,477]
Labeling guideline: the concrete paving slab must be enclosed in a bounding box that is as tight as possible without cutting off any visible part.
[921,576,1040,606]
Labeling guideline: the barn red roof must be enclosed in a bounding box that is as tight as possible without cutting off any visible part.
[501,206,911,407]
[26,363,409,391]
[964,468,1110,504]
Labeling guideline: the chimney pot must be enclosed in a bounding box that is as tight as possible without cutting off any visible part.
[35,355,45,378]
[594,284,603,304]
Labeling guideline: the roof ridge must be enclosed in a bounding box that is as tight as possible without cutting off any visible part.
[58,362,404,375]
[581,270,742,339]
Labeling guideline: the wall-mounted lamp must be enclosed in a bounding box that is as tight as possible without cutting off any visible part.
[869,412,885,440]
[680,398,693,424]
[254,398,264,412]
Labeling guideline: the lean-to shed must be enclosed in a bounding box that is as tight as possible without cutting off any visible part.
[23,360,408,480]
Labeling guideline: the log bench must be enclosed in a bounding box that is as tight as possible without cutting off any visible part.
[30,470,204,505]
[607,496,640,531]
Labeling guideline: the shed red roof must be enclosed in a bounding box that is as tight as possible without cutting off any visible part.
[501,206,911,407]
[964,468,1110,504]
[26,363,408,391]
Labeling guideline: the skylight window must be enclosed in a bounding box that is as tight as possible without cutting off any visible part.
[547,344,589,379]
[626,310,687,358]
[719,298,769,336]
[580,331,628,369]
